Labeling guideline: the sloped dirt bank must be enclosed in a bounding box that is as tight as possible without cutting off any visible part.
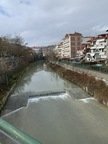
[49,63,108,106]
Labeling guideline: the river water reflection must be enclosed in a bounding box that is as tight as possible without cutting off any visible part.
[1,62,108,144]
[11,63,89,99]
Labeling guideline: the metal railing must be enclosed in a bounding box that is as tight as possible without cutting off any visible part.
[58,60,108,74]
[0,119,41,144]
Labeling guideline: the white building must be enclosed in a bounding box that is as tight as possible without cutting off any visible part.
[55,32,82,59]
[85,34,108,62]
[62,34,71,58]
[54,42,63,59]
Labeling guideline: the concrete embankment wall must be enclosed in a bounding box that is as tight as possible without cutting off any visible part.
[49,62,108,106]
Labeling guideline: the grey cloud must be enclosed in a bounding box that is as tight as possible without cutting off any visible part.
[0,5,10,17]
[19,0,31,5]
[0,0,108,46]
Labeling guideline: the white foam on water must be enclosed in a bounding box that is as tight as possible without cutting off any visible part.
[79,97,95,103]
[3,107,24,118]
[28,93,69,105]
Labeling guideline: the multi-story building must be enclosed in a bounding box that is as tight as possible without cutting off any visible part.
[64,32,82,58]
[81,37,96,55]
[56,32,82,59]
[62,34,71,58]
[55,42,63,58]
[70,32,82,58]
[85,33,108,62]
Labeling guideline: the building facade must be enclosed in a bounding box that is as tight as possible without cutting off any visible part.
[70,32,82,58]
[62,34,71,58]
[55,42,64,58]
[55,32,82,59]
[85,33,108,62]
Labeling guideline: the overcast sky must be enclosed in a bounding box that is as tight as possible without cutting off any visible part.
[0,0,108,46]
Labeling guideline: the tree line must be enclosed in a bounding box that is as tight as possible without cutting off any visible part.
[0,35,35,86]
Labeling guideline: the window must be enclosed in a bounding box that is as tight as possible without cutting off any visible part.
[77,42,80,46]
[77,37,80,41]
[71,37,75,41]
[71,42,75,46]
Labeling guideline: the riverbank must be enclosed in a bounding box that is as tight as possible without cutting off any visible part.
[49,62,108,106]
[0,63,36,114]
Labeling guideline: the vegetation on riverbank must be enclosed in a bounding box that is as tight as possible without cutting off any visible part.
[0,36,37,112]
[49,63,108,106]
[0,66,28,113]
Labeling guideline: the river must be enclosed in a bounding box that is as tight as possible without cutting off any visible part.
[1,62,108,144]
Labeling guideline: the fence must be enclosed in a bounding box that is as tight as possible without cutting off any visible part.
[0,119,41,144]
[59,60,108,74]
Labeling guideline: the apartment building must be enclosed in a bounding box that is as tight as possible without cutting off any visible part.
[56,32,82,59]
[63,32,82,58]
[81,37,96,54]
[55,42,64,58]
[62,34,71,58]
[85,33,108,62]
[70,32,82,58]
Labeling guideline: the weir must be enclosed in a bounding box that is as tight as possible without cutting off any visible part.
[1,90,66,116]
[1,64,108,144]
[29,90,66,98]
